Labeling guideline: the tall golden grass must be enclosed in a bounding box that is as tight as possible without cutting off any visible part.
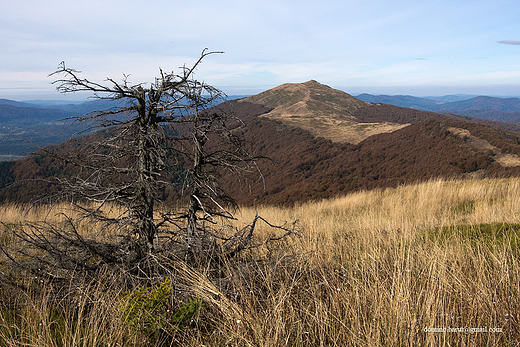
[1,177,519,346]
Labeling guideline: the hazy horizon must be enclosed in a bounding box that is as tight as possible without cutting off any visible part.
[3,83,520,103]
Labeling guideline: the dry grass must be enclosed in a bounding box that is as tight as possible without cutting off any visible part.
[1,177,520,346]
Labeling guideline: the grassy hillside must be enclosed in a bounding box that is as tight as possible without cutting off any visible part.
[1,177,519,345]
[241,80,402,144]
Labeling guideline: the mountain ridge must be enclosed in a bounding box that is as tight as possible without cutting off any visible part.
[3,81,520,205]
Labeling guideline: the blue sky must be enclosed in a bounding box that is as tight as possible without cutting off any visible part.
[2,0,520,100]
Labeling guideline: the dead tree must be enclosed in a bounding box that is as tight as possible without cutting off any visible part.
[42,49,246,260]
[30,49,294,265]
[0,49,299,280]
[45,53,210,259]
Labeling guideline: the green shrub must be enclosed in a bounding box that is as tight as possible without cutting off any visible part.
[120,278,204,337]
[120,278,173,335]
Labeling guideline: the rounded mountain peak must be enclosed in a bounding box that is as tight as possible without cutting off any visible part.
[238,81,383,144]
[242,80,364,110]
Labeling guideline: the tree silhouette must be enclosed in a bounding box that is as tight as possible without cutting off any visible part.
[48,49,228,260]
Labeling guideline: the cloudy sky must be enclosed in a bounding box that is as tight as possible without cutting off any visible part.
[2,0,520,100]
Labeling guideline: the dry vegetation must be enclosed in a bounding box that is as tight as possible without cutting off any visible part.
[1,177,520,346]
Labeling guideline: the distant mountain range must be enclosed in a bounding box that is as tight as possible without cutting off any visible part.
[3,91,520,159]
[2,81,520,205]
[356,93,520,123]
[0,96,250,160]
[0,98,125,160]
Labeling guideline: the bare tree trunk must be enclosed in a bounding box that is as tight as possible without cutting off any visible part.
[186,125,205,248]
[135,87,157,258]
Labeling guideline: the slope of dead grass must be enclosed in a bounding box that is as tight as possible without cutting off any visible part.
[1,177,520,346]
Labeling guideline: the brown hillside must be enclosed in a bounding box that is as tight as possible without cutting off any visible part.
[352,103,461,124]
[217,107,520,205]
[3,85,520,207]
[353,103,520,133]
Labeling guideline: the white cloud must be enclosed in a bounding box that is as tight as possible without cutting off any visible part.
[498,40,520,46]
